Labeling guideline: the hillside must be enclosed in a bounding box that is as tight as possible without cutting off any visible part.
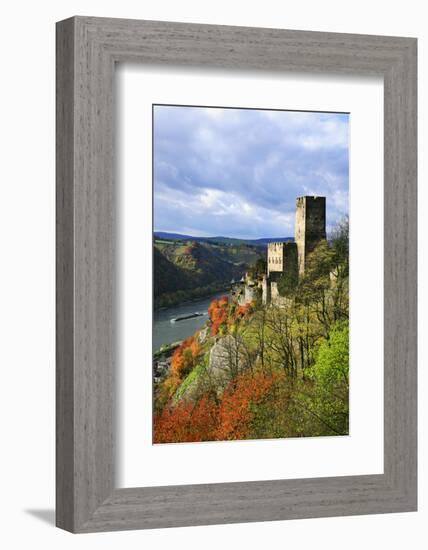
[154,239,264,307]
[153,227,350,443]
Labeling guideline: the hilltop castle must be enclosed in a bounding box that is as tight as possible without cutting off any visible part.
[263,196,326,305]
[232,196,326,306]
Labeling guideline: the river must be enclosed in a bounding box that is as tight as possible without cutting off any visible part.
[153,291,227,353]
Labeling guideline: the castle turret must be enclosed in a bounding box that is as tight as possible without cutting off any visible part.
[295,196,326,276]
[267,241,298,278]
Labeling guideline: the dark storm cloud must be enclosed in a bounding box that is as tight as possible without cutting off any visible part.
[153,105,349,239]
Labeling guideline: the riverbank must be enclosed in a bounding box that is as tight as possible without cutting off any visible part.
[153,290,228,353]
[153,341,180,384]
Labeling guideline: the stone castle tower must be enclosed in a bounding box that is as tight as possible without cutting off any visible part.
[260,195,326,306]
[238,195,327,307]
[295,196,326,276]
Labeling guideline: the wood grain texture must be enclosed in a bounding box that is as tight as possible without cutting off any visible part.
[56,18,75,532]
[56,16,417,533]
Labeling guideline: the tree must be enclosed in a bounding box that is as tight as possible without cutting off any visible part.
[330,216,349,321]
[170,336,201,379]
[208,296,229,335]
[216,371,278,440]
[298,240,335,338]
[265,304,299,375]
[153,396,219,443]
[304,321,349,435]
[248,258,267,279]
[331,216,349,276]
[251,307,268,371]
[277,269,298,297]
[313,321,349,388]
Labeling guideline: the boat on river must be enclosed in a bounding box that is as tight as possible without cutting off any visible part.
[170,312,205,323]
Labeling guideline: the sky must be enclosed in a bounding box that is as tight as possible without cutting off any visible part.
[153,105,349,239]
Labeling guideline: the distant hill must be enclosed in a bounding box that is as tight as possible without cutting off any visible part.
[154,239,264,308]
[153,247,193,296]
[154,231,293,247]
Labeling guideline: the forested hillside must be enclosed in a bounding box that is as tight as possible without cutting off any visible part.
[154,239,264,307]
[153,219,349,443]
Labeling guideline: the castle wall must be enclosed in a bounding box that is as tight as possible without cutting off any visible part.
[244,285,257,304]
[234,280,258,306]
[270,282,290,308]
[283,242,298,279]
[267,241,298,278]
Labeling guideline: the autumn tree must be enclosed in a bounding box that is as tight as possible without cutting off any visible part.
[153,396,219,443]
[216,371,278,440]
[170,336,201,380]
[208,296,229,335]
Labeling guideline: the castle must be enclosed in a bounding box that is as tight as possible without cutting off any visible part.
[233,196,326,306]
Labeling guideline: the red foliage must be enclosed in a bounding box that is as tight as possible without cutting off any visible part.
[154,370,278,443]
[170,336,201,379]
[153,397,219,443]
[208,296,229,335]
[155,297,280,444]
[216,371,278,440]
[235,302,253,320]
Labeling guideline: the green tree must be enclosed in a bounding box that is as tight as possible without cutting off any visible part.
[307,321,349,435]
[248,258,267,279]
[331,216,349,276]
[297,239,335,339]
[314,321,349,386]
[330,217,349,321]
[277,269,298,296]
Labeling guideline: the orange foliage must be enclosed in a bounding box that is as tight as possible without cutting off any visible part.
[235,302,253,320]
[208,296,229,335]
[153,396,219,443]
[170,336,201,379]
[154,370,279,443]
[216,371,278,440]
[154,297,281,444]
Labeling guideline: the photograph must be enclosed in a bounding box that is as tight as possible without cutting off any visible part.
[152,104,350,444]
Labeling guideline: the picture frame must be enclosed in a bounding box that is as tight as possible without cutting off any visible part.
[56,16,417,533]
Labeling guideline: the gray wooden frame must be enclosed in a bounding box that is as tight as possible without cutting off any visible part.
[56,16,417,533]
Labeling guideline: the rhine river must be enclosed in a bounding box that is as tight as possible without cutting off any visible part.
[153,291,227,353]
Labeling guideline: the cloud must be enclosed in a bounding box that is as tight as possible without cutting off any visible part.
[153,105,349,239]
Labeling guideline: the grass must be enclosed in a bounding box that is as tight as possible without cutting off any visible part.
[174,360,208,400]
